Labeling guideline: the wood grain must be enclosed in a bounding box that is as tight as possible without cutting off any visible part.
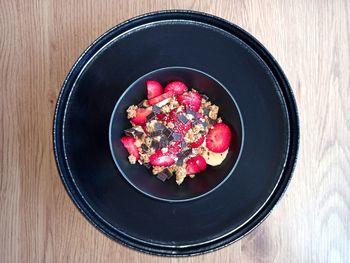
[1,0,349,262]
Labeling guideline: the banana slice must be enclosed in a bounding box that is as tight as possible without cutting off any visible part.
[202,148,229,166]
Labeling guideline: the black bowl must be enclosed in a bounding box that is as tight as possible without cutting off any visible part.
[109,67,244,202]
[53,10,299,256]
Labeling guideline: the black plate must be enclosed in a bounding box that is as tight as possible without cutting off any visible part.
[53,10,299,256]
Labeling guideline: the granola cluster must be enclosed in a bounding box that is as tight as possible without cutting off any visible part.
[120,80,232,186]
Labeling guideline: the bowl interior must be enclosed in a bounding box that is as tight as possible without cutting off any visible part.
[109,67,243,202]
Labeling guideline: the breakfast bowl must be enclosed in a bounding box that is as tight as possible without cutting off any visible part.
[53,10,299,256]
[109,67,244,202]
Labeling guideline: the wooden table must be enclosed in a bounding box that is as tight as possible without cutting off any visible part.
[1,0,349,262]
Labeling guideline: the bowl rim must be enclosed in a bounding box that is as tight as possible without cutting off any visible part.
[53,10,299,257]
[108,66,245,203]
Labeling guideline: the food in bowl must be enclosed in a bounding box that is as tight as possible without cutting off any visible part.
[120,80,232,185]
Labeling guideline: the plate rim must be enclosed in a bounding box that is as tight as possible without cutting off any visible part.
[53,10,299,257]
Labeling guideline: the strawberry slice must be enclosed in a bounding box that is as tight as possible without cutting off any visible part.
[131,107,152,125]
[164,81,188,95]
[121,136,140,159]
[186,155,207,174]
[146,80,163,99]
[177,91,201,112]
[166,109,192,141]
[168,144,181,154]
[188,135,204,148]
[148,91,173,105]
[206,123,232,153]
[156,113,166,120]
[149,150,175,167]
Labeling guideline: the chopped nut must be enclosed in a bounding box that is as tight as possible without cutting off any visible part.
[140,153,150,163]
[145,120,157,132]
[128,155,137,164]
[167,122,175,129]
[208,111,218,120]
[134,138,142,147]
[126,105,137,119]
[152,166,164,175]
[188,174,195,178]
[217,117,222,123]
[161,105,171,114]
[175,167,187,185]
[168,165,177,173]
[192,125,202,134]
[145,137,152,147]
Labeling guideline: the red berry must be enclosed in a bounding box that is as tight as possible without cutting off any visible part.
[206,123,232,153]
[186,155,207,174]
[149,150,175,167]
[120,136,140,159]
[166,109,192,141]
[146,80,163,99]
[130,107,152,125]
[164,81,188,95]
[148,91,173,105]
[168,144,181,154]
[188,135,204,148]
[177,91,201,112]
[156,113,166,120]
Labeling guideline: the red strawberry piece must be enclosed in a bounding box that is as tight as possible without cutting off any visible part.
[131,107,152,125]
[121,136,140,159]
[156,113,166,120]
[146,80,163,99]
[166,109,192,140]
[186,155,207,174]
[206,123,232,153]
[188,135,204,148]
[148,91,173,105]
[149,150,175,167]
[168,144,181,154]
[177,91,201,112]
[164,81,188,95]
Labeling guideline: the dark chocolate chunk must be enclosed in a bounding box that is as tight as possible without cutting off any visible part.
[192,119,200,126]
[151,140,160,149]
[124,128,143,137]
[164,169,173,179]
[177,149,192,158]
[186,107,196,116]
[201,121,209,128]
[172,132,182,141]
[203,107,210,116]
[154,122,166,131]
[178,114,189,124]
[152,105,161,114]
[176,157,184,166]
[201,94,209,100]
[208,118,217,125]
[146,112,156,121]
[141,144,149,152]
[150,130,162,137]
[156,172,168,182]
[159,137,169,148]
[144,163,151,169]
[124,128,135,137]
[162,128,173,138]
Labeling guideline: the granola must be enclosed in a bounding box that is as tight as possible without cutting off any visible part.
[119,80,233,185]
